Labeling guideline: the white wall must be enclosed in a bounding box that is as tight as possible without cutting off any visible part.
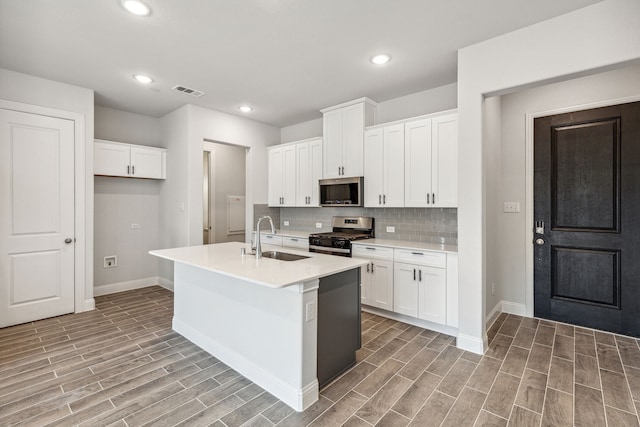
[0,68,95,310]
[279,83,458,143]
[457,0,640,353]
[159,104,280,282]
[487,63,640,317]
[94,106,163,289]
[483,96,502,319]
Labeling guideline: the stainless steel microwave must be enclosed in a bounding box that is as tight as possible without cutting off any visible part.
[319,177,363,207]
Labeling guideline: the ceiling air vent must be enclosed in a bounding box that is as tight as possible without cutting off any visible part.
[171,85,205,98]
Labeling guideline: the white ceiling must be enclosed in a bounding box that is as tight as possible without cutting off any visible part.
[0,0,602,127]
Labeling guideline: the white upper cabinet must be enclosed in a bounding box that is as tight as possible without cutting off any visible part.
[269,138,322,207]
[296,138,322,206]
[268,144,296,207]
[404,112,458,207]
[321,98,377,178]
[364,123,404,207]
[94,140,166,179]
[430,114,458,207]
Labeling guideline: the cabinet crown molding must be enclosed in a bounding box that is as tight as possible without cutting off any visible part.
[320,97,378,113]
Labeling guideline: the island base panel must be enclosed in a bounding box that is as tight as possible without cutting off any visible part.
[317,268,361,388]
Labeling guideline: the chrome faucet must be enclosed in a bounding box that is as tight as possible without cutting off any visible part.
[255,215,276,259]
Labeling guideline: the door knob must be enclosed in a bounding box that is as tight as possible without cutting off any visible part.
[535,238,545,245]
[64,238,73,244]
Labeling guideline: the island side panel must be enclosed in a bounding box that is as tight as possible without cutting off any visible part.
[172,262,319,411]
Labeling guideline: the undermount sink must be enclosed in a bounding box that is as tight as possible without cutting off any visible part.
[261,251,310,261]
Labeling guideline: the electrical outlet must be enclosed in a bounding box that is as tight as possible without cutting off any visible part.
[503,202,520,213]
[131,223,141,229]
[305,302,315,322]
[283,220,290,227]
[386,226,395,233]
[104,256,117,268]
[315,222,322,228]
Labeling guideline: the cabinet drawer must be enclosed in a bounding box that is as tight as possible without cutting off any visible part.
[260,234,283,246]
[394,249,446,268]
[352,245,394,261]
[283,236,309,250]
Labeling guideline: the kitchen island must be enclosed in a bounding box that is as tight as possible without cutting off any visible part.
[150,241,367,411]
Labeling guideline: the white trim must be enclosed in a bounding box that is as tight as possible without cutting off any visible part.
[457,332,487,355]
[173,317,317,412]
[524,94,640,318]
[158,276,174,292]
[0,99,91,314]
[486,300,503,326]
[94,277,161,296]
[502,301,527,316]
[320,97,378,113]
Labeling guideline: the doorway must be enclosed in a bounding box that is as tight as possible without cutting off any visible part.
[533,101,640,336]
[203,142,247,244]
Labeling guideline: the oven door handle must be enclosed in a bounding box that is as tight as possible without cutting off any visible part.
[309,245,351,254]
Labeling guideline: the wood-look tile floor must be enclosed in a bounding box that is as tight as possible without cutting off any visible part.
[2,287,640,426]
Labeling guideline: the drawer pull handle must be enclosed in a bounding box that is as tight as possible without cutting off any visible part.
[366,247,376,250]
[411,252,424,255]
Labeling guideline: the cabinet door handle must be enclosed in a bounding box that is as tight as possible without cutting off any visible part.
[413,268,416,281]
[419,269,422,282]
[366,263,370,273]
[338,167,341,176]
[127,165,130,175]
[341,166,345,175]
[132,165,135,175]
[383,194,386,204]
[379,195,382,204]
[432,193,435,204]
[427,193,430,204]
[371,263,374,273]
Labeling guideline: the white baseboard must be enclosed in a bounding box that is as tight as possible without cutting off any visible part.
[158,276,174,292]
[502,301,527,316]
[486,300,529,327]
[457,332,488,355]
[94,277,162,296]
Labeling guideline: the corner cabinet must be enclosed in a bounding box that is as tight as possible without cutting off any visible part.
[94,139,166,179]
[405,113,458,207]
[268,138,322,207]
[321,98,377,179]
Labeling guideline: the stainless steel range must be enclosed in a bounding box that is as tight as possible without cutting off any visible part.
[309,216,375,257]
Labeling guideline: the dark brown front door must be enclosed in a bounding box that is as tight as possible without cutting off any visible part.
[534,101,640,336]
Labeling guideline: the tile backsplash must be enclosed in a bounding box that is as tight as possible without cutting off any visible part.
[254,205,457,245]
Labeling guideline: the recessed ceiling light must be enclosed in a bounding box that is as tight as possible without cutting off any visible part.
[133,74,153,84]
[122,0,151,16]
[239,106,253,113]
[370,54,391,65]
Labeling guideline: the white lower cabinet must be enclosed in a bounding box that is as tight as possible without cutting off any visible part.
[353,245,394,311]
[354,243,456,329]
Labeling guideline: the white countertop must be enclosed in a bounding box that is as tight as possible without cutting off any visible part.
[150,241,367,289]
[352,239,458,254]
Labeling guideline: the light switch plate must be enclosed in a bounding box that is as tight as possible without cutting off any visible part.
[503,202,520,213]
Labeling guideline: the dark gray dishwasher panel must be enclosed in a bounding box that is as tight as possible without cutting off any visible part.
[317,268,361,388]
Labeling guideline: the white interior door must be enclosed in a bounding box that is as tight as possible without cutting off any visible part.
[0,109,75,327]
